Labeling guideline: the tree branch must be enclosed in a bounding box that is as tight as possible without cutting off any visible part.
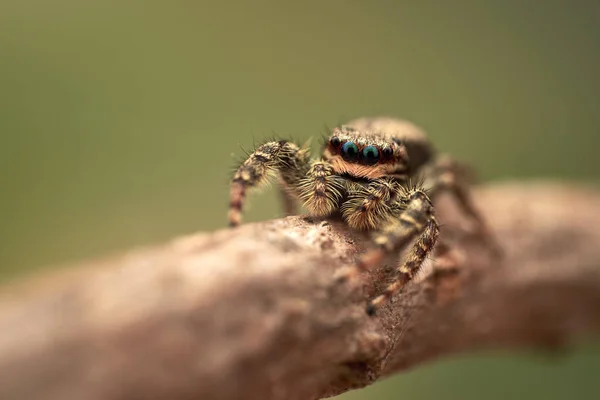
[1,182,600,400]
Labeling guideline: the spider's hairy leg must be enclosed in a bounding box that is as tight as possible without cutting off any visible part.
[229,140,310,227]
[341,179,401,230]
[336,188,437,315]
[427,155,501,257]
[298,161,343,217]
[350,188,435,277]
[367,219,439,315]
[278,184,298,217]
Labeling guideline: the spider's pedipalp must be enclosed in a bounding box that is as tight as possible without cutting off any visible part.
[298,161,344,217]
[341,178,401,230]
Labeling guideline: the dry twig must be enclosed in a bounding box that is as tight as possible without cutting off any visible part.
[1,182,600,400]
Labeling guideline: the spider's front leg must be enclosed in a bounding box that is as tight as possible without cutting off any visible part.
[339,188,439,316]
[229,140,310,227]
[367,219,439,315]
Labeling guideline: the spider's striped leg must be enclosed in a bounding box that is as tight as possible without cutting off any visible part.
[426,155,501,257]
[342,188,434,279]
[336,188,438,315]
[279,183,298,217]
[367,218,439,315]
[432,238,461,271]
[340,190,433,280]
[229,140,310,227]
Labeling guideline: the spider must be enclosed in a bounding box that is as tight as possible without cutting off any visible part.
[228,117,499,316]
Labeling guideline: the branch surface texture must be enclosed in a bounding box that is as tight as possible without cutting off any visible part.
[1,182,600,400]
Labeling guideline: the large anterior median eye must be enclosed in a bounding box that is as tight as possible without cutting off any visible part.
[341,141,359,161]
[362,145,380,164]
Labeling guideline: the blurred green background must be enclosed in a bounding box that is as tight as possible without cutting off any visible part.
[1,0,599,399]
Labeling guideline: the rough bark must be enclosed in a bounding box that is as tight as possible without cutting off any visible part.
[1,181,600,400]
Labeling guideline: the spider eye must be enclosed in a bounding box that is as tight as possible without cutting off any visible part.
[362,145,380,165]
[330,136,341,147]
[341,141,359,161]
[382,147,393,158]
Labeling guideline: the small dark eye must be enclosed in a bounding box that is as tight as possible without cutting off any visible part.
[382,147,393,158]
[341,141,359,161]
[362,145,380,164]
[330,136,341,147]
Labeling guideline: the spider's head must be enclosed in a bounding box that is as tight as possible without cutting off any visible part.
[322,125,409,180]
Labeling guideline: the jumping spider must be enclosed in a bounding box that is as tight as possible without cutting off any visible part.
[229,117,499,316]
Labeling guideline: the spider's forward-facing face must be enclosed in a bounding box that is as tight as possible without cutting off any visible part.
[229,117,499,315]
[322,126,409,180]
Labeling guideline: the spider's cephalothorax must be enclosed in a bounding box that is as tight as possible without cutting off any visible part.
[228,117,498,315]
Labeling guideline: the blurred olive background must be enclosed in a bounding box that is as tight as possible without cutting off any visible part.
[1,0,599,399]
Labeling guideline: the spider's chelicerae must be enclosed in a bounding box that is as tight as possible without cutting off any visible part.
[228,117,499,316]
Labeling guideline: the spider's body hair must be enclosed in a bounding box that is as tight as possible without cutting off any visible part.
[340,178,402,230]
[228,117,499,315]
[323,125,410,180]
[367,218,440,315]
[298,161,344,217]
[229,140,310,227]
[345,117,435,175]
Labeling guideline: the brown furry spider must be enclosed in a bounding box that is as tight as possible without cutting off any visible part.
[228,117,499,315]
